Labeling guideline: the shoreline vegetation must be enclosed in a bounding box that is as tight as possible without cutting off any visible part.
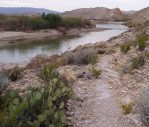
[0,13,98,47]
[0,13,94,31]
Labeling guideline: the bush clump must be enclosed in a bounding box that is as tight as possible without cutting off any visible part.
[136,33,148,51]
[0,67,22,94]
[131,55,145,70]
[90,66,102,78]
[39,64,57,82]
[138,85,149,126]
[63,48,98,65]
[122,54,146,73]
[7,67,22,81]
[120,43,131,53]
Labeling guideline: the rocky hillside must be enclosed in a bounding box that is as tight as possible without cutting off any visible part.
[122,11,136,19]
[61,7,124,22]
[132,7,149,24]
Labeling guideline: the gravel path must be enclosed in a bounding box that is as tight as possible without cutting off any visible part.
[67,55,140,127]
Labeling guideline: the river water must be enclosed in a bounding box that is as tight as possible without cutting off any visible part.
[0,23,128,63]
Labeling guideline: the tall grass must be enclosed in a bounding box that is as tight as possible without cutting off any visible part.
[0,14,93,31]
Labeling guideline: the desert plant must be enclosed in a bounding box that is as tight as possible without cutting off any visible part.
[122,54,145,73]
[0,70,10,94]
[7,67,22,81]
[90,66,102,78]
[121,103,133,115]
[63,47,98,65]
[120,43,131,53]
[131,55,145,70]
[136,33,148,51]
[39,64,56,82]
[138,85,149,126]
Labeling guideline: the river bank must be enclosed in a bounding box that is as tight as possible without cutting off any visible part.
[0,27,105,47]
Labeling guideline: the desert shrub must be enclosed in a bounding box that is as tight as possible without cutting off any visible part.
[121,103,133,115]
[7,67,22,81]
[123,54,145,73]
[39,59,64,82]
[131,55,145,70]
[136,32,148,51]
[138,85,149,126]
[63,48,98,65]
[0,70,10,94]
[120,43,131,53]
[39,64,57,82]
[90,66,101,78]
[0,75,72,127]
[63,51,75,64]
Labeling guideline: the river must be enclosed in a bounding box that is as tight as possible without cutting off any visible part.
[0,23,128,63]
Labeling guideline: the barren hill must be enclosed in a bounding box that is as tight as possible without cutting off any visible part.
[61,7,124,22]
[132,7,149,24]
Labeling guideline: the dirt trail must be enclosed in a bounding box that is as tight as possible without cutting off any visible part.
[68,55,140,127]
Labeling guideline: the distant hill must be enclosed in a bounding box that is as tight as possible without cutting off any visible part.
[0,7,58,15]
[61,7,125,22]
[132,7,149,24]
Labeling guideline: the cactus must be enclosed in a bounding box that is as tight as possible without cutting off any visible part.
[0,71,72,127]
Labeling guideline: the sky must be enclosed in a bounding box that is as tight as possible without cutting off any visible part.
[0,0,149,12]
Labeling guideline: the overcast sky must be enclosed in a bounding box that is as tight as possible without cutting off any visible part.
[0,0,149,12]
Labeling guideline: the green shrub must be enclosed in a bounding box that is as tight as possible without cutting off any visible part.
[63,48,98,65]
[90,66,101,78]
[138,85,149,126]
[131,55,145,70]
[121,103,133,115]
[0,75,72,127]
[122,54,146,73]
[39,64,57,81]
[136,33,148,51]
[120,43,131,53]
[42,13,63,28]
[39,59,64,82]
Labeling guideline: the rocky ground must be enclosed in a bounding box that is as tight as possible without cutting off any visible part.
[1,27,149,127]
